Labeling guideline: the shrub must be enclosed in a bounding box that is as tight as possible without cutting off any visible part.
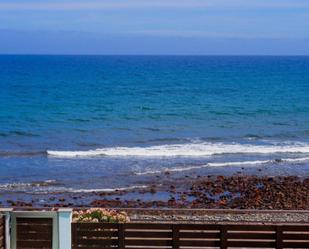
[73,208,130,223]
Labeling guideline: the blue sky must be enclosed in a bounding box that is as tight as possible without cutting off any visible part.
[1,0,309,54]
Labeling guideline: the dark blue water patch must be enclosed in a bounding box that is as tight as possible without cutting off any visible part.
[0,150,46,157]
[8,131,40,137]
[67,118,91,123]
[1,55,309,151]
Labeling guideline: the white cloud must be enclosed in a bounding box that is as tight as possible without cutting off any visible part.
[0,0,309,11]
[0,1,211,10]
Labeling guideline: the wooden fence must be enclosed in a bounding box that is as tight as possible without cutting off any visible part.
[0,216,4,249]
[16,217,53,249]
[72,222,309,249]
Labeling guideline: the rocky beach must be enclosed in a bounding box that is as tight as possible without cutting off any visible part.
[3,174,309,211]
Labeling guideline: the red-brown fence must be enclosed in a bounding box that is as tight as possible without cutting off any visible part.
[16,218,53,249]
[72,222,309,249]
[0,216,5,249]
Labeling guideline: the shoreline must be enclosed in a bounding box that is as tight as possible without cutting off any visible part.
[2,174,309,210]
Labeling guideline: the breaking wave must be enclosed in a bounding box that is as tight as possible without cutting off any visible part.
[47,141,309,158]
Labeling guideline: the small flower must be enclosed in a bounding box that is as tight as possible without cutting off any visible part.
[73,208,129,223]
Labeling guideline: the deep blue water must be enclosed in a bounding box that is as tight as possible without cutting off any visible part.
[1,55,309,199]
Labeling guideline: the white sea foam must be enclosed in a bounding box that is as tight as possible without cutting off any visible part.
[0,180,61,194]
[0,182,33,190]
[135,165,211,175]
[0,180,57,190]
[135,157,309,175]
[207,157,309,166]
[47,142,309,158]
[66,185,148,193]
[0,180,148,194]
[208,160,271,167]
[282,157,309,163]
[27,185,149,194]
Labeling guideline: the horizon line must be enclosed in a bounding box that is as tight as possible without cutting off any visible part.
[1,54,309,57]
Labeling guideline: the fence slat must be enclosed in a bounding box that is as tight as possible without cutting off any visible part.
[17,232,53,241]
[283,233,309,240]
[179,240,220,247]
[125,239,172,246]
[17,240,52,248]
[0,216,4,249]
[283,242,309,248]
[17,224,52,233]
[281,225,309,231]
[126,231,172,238]
[225,224,276,231]
[71,222,309,249]
[118,223,125,249]
[76,238,118,245]
[75,223,118,230]
[177,224,220,230]
[179,231,220,238]
[125,223,172,229]
[71,223,77,249]
[228,232,276,240]
[228,241,276,247]
[276,226,283,249]
[17,218,52,225]
[172,224,179,249]
[78,230,119,237]
[220,225,228,249]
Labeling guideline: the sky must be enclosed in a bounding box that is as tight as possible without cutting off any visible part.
[0,0,309,55]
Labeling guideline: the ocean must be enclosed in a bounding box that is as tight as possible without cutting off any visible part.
[1,55,309,202]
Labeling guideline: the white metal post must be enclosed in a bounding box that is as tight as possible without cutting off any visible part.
[0,208,13,249]
[58,209,72,249]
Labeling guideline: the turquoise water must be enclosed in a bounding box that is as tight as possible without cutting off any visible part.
[1,56,309,197]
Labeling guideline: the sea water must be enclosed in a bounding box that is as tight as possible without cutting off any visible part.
[1,55,309,197]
